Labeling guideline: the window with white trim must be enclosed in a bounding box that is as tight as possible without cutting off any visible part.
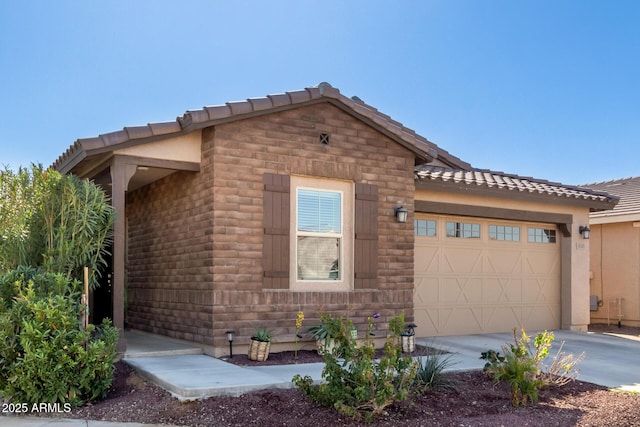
[290,176,353,291]
[297,189,342,280]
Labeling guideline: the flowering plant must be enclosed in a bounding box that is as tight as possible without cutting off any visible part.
[295,311,304,358]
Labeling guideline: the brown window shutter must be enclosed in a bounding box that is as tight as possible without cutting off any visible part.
[263,173,290,289]
[354,183,378,289]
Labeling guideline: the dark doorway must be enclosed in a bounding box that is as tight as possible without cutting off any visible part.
[91,248,113,325]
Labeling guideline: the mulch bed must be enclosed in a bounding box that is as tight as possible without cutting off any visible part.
[6,324,640,426]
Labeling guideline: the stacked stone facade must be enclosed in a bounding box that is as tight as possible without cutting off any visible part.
[126,102,416,352]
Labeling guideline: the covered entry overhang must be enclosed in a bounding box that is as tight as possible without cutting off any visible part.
[53,127,201,352]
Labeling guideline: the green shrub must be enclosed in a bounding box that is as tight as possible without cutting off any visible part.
[480,328,583,407]
[293,313,418,421]
[414,351,458,392]
[0,275,118,406]
[0,165,114,291]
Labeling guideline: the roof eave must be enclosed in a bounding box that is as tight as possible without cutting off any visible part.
[415,175,619,211]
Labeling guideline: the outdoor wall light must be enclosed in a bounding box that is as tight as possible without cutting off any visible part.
[394,205,408,223]
[225,330,235,358]
[405,322,417,336]
[579,226,591,240]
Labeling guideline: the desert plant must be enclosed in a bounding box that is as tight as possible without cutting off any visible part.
[481,328,583,407]
[293,313,418,421]
[307,314,341,355]
[252,327,273,342]
[414,351,458,391]
[539,339,585,387]
[249,327,273,362]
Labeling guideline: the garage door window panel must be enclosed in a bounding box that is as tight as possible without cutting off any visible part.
[446,221,480,238]
[489,225,520,241]
[528,227,556,243]
[415,219,437,236]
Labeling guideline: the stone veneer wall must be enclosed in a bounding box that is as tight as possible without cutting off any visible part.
[126,168,215,345]
[126,102,416,352]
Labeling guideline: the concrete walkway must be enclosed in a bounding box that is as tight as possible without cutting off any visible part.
[124,329,640,400]
[2,329,639,426]
[429,330,640,392]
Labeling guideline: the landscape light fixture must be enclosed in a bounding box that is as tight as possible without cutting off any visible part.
[394,205,408,223]
[405,322,417,336]
[579,226,591,240]
[225,330,235,358]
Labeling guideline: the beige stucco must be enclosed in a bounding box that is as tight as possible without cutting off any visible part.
[589,222,640,327]
[415,188,592,333]
[114,131,202,163]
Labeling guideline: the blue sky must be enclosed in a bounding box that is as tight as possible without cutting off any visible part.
[1,1,638,185]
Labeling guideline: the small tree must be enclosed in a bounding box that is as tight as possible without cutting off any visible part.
[0,164,114,291]
[0,165,118,406]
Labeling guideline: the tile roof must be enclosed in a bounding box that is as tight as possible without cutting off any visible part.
[581,176,640,219]
[415,165,619,208]
[53,82,471,173]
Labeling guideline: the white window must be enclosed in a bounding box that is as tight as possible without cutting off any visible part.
[290,176,353,291]
[297,189,342,281]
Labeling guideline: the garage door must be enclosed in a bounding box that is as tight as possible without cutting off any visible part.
[414,215,561,337]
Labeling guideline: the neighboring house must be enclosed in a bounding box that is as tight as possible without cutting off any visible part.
[583,177,640,327]
[52,83,617,355]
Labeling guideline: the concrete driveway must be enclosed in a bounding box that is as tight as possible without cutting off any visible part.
[424,330,640,392]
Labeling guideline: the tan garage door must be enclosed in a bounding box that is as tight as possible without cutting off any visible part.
[414,215,561,337]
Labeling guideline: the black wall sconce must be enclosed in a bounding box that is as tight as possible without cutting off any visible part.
[394,205,408,223]
[579,226,591,239]
[225,330,235,358]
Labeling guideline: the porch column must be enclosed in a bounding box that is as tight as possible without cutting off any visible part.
[110,158,137,353]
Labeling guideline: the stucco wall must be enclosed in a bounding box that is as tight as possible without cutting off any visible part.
[415,188,593,331]
[115,132,201,163]
[589,222,640,327]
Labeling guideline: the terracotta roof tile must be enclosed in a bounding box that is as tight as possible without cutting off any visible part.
[203,105,232,121]
[288,88,314,103]
[226,100,253,115]
[149,122,181,135]
[76,137,104,151]
[186,108,210,124]
[267,93,291,107]
[98,130,129,147]
[124,126,153,140]
[416,165,618,206]
[53,82,469,172]
[247,97,274,112]
[583,177,640,219]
